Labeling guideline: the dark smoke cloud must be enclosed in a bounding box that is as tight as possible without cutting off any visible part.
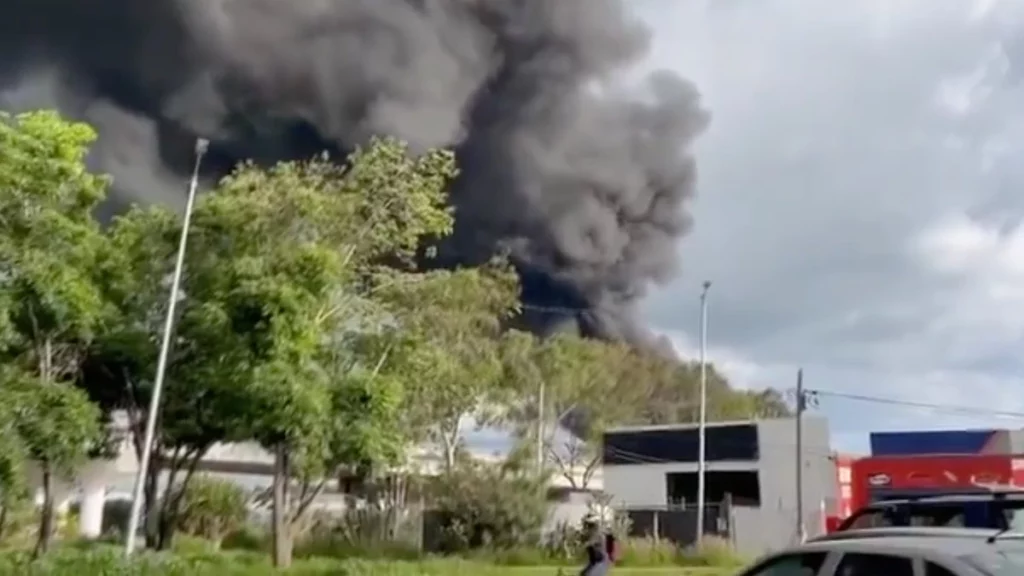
[0,0,709,342]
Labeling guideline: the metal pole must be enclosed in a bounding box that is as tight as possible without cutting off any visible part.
[795,368,805,543]
[696,280,710,547]
[124,138,209,556]
[536,379,545,474]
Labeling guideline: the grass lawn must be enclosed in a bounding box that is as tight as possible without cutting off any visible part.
[0,544,742,575]
[499,565,733,569]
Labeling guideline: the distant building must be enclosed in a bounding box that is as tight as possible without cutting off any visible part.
[601,417,837,555]
[23,412,600,540]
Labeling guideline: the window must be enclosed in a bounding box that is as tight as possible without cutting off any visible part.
[835,552,914,576]
[842,504,967,530]
[924,561,957,576]
[740,552,827,576]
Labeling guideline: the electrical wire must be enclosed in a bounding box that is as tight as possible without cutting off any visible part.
[803,388,1024,420]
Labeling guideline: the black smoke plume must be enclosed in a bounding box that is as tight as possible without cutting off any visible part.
[0,0,709,343]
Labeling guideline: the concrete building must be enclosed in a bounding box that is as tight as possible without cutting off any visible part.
[601,417,837,555]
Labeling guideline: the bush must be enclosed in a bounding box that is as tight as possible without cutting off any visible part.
[0,504,35,549]
[221,524,269,552]
[429,459,548,552]
[292,507,422,560]
[680,535,747,567]
[614,537,682,566]
[172,476,247,547]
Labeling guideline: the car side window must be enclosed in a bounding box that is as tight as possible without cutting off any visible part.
[835,552,915,576]
[924,561,957,576]
[742,552,827,576]
[846,511,885,529]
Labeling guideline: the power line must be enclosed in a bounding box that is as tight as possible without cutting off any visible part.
[804,388,1024,420]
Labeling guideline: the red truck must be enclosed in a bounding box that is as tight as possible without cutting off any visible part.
[826,454,1024,532]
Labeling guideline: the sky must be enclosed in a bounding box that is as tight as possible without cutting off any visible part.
[633,0,1024,453]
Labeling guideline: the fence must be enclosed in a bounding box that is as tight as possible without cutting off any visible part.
[615,502,731,547]
[616,498,828,556]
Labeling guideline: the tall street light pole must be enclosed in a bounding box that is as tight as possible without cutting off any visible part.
[696,280,711,547]
[124,138,209,556]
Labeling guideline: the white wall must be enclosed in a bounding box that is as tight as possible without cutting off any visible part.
[755,417,835,531]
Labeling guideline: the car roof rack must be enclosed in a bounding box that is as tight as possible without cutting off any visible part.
[815,527,1024,542]
[868,484,1024,506]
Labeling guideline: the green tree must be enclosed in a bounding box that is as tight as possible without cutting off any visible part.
[92,137,455,561]
[501,332,641,488]
[0,399,27,542]
[2,372,100,556]
[92,203,257,550]
[0,111,108,556]
[623,349,792,425]
[373,260,520,471]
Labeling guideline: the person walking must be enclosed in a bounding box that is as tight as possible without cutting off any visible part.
[579,514,615,575]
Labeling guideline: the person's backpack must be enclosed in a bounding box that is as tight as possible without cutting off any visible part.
[604,533,618,562]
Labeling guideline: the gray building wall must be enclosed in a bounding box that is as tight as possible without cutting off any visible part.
[1006,430,1024,453]
[602,417,836,556]
[731,417,834,555]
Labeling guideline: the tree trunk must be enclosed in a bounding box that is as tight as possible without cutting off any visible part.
[143,462,160,548]
[272,443,293,568]
[156,511,176,550]
[154,447,206,551]
[0,501,9,542]
[441,424,459,473]
[33,464,54,558]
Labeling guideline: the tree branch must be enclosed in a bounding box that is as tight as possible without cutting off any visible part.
[290,478,327,526]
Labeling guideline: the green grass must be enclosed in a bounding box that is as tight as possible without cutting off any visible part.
[0,546,737,575]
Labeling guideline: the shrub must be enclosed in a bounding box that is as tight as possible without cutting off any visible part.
[221,524,269,552]
[615,537,681,566]
[429,459,548,552]
[681,535,746,567]
[0,503,35,549]
[293,507,422,560]
[171,476,247,547]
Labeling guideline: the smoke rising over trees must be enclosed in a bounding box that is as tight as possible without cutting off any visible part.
[0,0,709,342]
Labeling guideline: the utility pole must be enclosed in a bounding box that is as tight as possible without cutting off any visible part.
[125,138,209,556]
[536,379,545,474]
[696,280,711,547]
[795,368,806,543]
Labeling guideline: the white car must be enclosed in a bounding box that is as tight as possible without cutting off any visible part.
[735,527,1024,576]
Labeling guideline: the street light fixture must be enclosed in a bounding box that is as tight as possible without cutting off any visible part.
[124,138,209,556]
[695,280,711,547]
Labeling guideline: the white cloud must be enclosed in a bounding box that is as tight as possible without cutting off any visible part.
[661,329,796,392]
[632,0,1024,453]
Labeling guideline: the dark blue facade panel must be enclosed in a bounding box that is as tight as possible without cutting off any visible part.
[869,430,997,456]
[603,424,759,465]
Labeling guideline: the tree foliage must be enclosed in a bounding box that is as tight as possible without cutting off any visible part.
[0,109,795,561]
[0,111,108,556]
[372,261,520,470]
[430,455,549,552]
